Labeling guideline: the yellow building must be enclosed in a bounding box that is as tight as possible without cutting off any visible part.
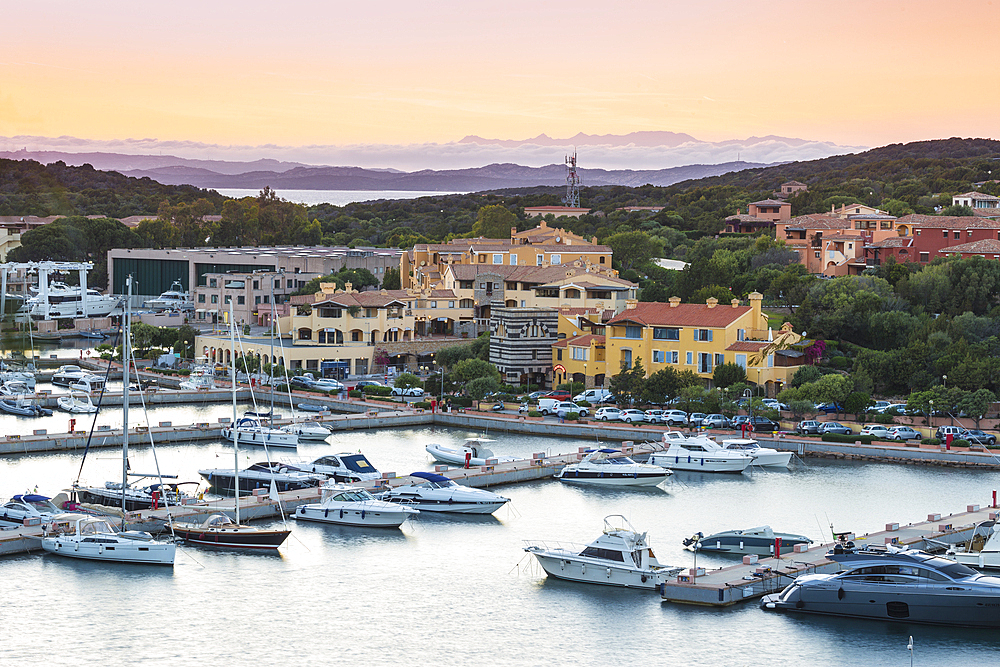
[553,334,607,388]
[602,293,805,395]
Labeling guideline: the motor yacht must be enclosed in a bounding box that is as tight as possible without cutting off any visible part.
[648,433,754,473]
[378,472,510,514]
[684,525,813,556]
[946,520,1000,569]
[0,494,64,525]
[143,280,194,312]
[285,453,382,483]
[0,369,36,390]
[279,420,332,442]
[425,437,518,467]
[761,543,1000,627]
[41,513,175,565]
[198,461,325,496]
[554,448,671,487]
[168,513,291,550]
[295,483,418,527]
[222,417,299,448]
[715,438,792,468]
[27,285,119,320]
[179,360,215,390]
[74,481,198,512]
[524,515,683,589]
[51,365,105,390]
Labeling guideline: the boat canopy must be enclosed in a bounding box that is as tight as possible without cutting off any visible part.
[13,494,50,502]
[341,454,376,473]
[410,471,451,483]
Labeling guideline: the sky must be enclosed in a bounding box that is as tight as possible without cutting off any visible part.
[2,0,997,169]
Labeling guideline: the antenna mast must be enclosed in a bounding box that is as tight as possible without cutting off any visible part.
[563,151,581,208]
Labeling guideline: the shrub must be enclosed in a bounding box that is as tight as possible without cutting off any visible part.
[921,438,940,446]
[829,356,852,370]
[414,401,432,409]
[528,410,542,418]
[576,400,591,408]
[348,389,362,398]
[563,412,580,421]
[871,413,896,424]
[821,433,875,444]
[362,385,381,394]
[375,386,393,396]
[451,396,474,408]
[953,439,970,448]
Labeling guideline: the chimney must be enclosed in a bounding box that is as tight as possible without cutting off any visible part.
[706,297,718,309]
[668,297,681,308]
[510,226,517,241]
[345,281,353,293]
[748,291,764,325]
[625,299,638,310]
[540,219,547,229]
[731,298,740,308]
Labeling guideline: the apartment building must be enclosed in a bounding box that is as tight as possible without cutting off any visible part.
[489,307,559,388]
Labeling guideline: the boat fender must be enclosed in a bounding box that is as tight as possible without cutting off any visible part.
[581,564,586,574]
[837,588,845,600]
[641,574,648,583]
[339,509,344,519]
[606,568,612,578]
[361,510,366,519]
[795,599,804,609]
[324,508,329,518]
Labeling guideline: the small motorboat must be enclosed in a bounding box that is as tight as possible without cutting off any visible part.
[297,403,329,413]
[761,543,1000,627]
[179,361,215,390]
[279,420,332,442]
[554,448,671,487]
[425,438,518,467]
[524,515,683,589]
[285,453,382,483]
[41,513,175,565]
[684,525,813,556]
[199,462,325,496]
[649,433,754,473]
[168,513,290,550]
[222,417,298,448]
[0,494,64,525]
[295,483,418,527]
[143,279,194,312]
[0,369,36,390]
[378,472,510,514]
[51,365,105,390]
[714,438,791,469]
[0,385,51,417]
[78,331,107,340]
[56,390,98,414]
[946,520,1000,569]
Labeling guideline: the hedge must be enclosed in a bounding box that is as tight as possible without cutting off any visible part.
[563,412,580,421]
[450,396,474,408]
[414,401,432,409]
[576,400,591,408]
[821,433,876,444]
[528,410,542,417]
[348,389,362,398]
[921,438,940,446]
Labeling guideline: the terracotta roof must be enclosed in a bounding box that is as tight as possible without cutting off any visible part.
[557,307,617,322]
[867,237,912,248]
[749,199,790,207]
[726,341,769,352]
[824,234,866,241]
[312,290,410,308]
[973,208,1000,218]
[428,289,457,298]
[939,238,1000,255]
[523,206,591,213]
[897,214,1000,230]
[956,192,1000,201]
[725,213,771,222]
[607,302,751,328]
[782,214,853,230]
[781,180,807,187]
[553,333,605,349]
[447,264,629,286]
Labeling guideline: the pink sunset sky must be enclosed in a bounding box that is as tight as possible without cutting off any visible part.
[2,0,996,166]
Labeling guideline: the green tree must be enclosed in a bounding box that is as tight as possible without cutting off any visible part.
[466,375,499,400]
[393,372,423,389]
[606,231,664,272]
[642,367,681,405]
[451,358,501,384]
[472,205,518,239]
[844,391,872,419]
[382,267,401,290]
[609,357,646,406]
[940,204,974,216]
[790,365,822,387]
[712,362,747,389]
[958,388,996,429]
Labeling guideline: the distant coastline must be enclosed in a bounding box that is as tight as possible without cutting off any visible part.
[213,189,468,206]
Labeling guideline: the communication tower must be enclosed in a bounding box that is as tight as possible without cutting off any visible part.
[563,151,581,208]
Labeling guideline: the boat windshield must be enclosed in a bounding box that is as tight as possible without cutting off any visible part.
[603,456,637,465]
[81,519,117,535]
[332,491,373,502]
[921,556,978,579]
[578,546,625,562]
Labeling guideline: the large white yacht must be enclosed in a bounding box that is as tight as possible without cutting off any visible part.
[222,417,299,448]
[378,472,510,514]
[524,515,683,589]
[143,280,193,311]
[41,514,175,565]
[295,483,418,527]
[649,432,755,473]
[713,438,792,468]
[554,448,671,487]
[27,283,119,320]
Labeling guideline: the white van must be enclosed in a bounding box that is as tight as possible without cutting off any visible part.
[573,389,612,404]
[537,398,562,415]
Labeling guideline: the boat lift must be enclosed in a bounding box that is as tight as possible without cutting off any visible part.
[0,261,97,321]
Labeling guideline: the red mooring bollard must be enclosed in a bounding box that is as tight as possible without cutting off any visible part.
[774,537,782,559]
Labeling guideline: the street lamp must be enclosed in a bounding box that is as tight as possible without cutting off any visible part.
[943,374,947,388]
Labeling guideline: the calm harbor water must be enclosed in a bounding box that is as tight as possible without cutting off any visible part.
[214,188,467,206]
[2,417,1000,665]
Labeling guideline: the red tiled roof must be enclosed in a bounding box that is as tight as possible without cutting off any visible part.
[312,290,410,307]
[607,302,750,328]
[939,238,1000,255]
[554,333,606,349]
[867,237,912,248]
[726,341,769,352]
[782,214,853,230]
[897,214,1000,230]
[749,199,790,207]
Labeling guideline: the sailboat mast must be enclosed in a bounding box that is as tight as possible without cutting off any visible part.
[231,299,240,525]
[269,273,274,418]
[122,275,131,527]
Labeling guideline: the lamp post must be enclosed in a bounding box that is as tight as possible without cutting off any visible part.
[928,399,934,427]
[943,374,947,388]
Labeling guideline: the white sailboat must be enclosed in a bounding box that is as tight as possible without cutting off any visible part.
[42,276,175,565]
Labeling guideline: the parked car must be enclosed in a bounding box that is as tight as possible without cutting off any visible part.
[391,386,424,396]
[290,376,315,390]
[796,420,822,435]
[663,409,689,426]
[595,407,622,421]
[619,409,647,423]
[731,415,751,429]
[870,400,892,413]
[816,402,844,414]
[573,388,613,404]
[644,409,666,424]
[545,390,571,401]
[309,379,345,392]
[537,398,562,415]
[555,401,589,418]
[936,425,966,441]
[702,414,730,429]
[527,390,548,400]
[818,422,853,436]
[961,429,997,446]
[354,380,385,390]
[761,399,789,411]
[860,424,891,438]
[750,416,778,432]
[688,412,707,427]
[887,426,922,441]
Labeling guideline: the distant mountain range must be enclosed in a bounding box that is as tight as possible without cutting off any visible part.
[458,131,825,149]
[0,148,774,190]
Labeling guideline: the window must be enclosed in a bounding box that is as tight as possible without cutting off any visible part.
[506,282,517,290]
[255,296,261,305]
[237,296,245,305]
[352,331,362,342]
[479,282,486,289]
[737,328,745,341]
[460,280,474,290]
[557,349,563,361]
[520,300,525,307]
[943,230,948,238]
[954,231,961,240]
[652,350,665,363]
[919,252,930,262]
[735,354,747,369]
[536,254,543,266]
[564,289,580,299]
[625,325,642,339]
[459,299,474,308]
[715,353,724,366]
[198,294,206,303]
[430,301,437,308]
[599,256,605,264]
[694,329,713,342]
[510,255,517,265]
[698,352,713,374]
[448,301,454,308]
[478,255,486,263]
[767,354,774,368]
[550,254,561,265]
[653,327,680,340]
[686,351,693,365]
[211,295,218,304]
[916,229,921,236]
[492,254,503,264]
[532,350,537,360]
[263,295,269,304]
[209,279,217,288]
[252,280,259,290]
[572,347,588,361]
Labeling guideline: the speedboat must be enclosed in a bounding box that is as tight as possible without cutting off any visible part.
[41,513,175,565]
[684,525,813,556]
[143,280,194,312]
[0,494,64,525]
[199,461,325,496]
[51,365,105,390]
[279,421,332,442]
[554,448,671,487]
[524,515,683,589]
[295,483,418,527]
[286,453,382,483]
[168,513,290,550]
[378,472,510,514]
[74,481,198,511]
[179,361,215,390]
[649,433,754,473]
[0,368,36,390]
[425,437,518,467]
[761,543,1000,627]
[222,417,299,448]
[297,402,330,413]
[714,438,791,468]
[946,520,1000,569]
[56,390,98,414]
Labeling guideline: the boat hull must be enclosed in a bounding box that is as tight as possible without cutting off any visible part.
[295,504,415,527]
[750,451,792,468]
[41,537,175,565]
[528,551,662,589]
[198,472,319,496]
[169,525,290,549]
[554,470,669,487]
[695,534,811,556]
[650,453,750,473]
[384,497,506,514]
[222,427,298,448]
